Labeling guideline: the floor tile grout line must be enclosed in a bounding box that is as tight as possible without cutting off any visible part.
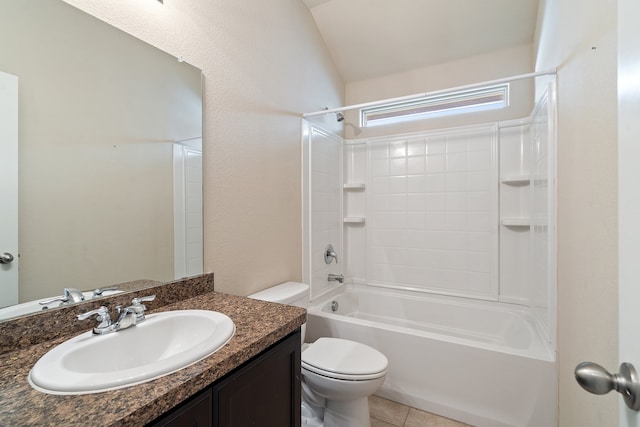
[400,405,409,427]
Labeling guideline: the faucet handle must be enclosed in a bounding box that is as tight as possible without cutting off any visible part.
[39,295,69,306]
[77,306,112,329]
[324,244,339,264]
[92,286,118,297]
[132,294,156,305]
[128,295,155,321]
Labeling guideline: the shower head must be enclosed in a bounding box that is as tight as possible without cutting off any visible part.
[324,107,345,123]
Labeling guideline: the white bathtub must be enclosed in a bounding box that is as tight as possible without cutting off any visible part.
[305,284,557,427]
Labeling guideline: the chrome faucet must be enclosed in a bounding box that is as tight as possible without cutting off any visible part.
[324,244,339,264]
[77,295,156,335]
[328,273,344,284]
[39,287,85,306]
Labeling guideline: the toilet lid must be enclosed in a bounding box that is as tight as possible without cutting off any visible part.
[302,338,388,380]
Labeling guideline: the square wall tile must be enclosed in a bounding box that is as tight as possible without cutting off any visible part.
[426,193,446,211]
[390,158,407,176]
[388,194,407,211]
[389,176,407,193]
[390,140,407,158]
[407,139,427,156]
[371,158,390,177]
[370,143,389,159]
[408,194,427,211]
[408,156,427,174]
[446,173,468,192]
[446,193,468,211]
[468,191,490,211]
[445,212,467,231]
[427,154,446,173]
[426,211,446,230]
[371,176,390,194]
[407,175,427,193]
[426,174,447,192]
[468,150,490,171]
[426,135,446,154]
[446,135,468,153]
[407,212,427,230]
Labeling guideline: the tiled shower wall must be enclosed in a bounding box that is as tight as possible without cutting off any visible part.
[340,98,555,347]
[348,125,500,300]
[308,83,556,346]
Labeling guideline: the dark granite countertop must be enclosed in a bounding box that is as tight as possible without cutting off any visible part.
[0,290,306,426]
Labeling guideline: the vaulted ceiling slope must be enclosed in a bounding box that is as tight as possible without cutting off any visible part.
[303,0,540,83]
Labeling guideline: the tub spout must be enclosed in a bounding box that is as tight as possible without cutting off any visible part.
[328,274,344,283]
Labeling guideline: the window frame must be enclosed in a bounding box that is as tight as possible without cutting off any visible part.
[360,83,510,128]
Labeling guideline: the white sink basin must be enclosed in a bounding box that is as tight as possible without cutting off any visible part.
[29,310,235,395]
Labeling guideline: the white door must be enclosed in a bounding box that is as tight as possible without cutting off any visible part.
[173,139,203,279]
[618,0,640,424]
[0,70,19,308]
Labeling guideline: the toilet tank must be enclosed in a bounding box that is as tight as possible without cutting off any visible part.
[248,282,309,343]
[248,282,309,307]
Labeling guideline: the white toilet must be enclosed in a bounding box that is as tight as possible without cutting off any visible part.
[249,282,388,427]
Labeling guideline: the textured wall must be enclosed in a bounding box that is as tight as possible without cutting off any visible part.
[535,0,618,425]
[64,0,344,296]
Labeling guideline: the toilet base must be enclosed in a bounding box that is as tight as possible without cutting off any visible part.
[302,402,324,426]
[323,397,371,427]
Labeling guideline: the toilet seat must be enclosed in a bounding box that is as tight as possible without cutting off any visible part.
[302,337,388,381]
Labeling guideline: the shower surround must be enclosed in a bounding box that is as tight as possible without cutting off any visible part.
[302,79,557,426]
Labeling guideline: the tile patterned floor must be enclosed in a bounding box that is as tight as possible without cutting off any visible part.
[369,395,473,427]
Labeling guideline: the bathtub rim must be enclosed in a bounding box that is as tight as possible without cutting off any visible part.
[307,283,556,362]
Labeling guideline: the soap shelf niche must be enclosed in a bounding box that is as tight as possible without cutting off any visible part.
[501,218,530,228]
[344,217,366,224]
[344,183,366,190]
[501,175,530,186]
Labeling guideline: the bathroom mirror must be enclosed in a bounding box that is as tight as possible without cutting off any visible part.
[0,0,203,319]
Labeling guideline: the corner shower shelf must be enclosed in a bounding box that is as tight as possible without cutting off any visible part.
[501,218,531,227]
[501,175,530,185]
[344,183,366,190]
[344,217,366,224]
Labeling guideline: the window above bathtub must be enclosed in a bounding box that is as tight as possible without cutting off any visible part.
[359,84,510,128]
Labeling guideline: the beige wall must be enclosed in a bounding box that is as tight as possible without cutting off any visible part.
[344,44,534,139]
[64,0,344,296]
[535,0,618,425]
[1,0,202,301]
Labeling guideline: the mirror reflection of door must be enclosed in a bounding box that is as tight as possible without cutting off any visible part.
[0,70,19,308]
[173,138,203,279]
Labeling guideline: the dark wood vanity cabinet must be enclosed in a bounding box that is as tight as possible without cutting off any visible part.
[149,330,301,427]
[150,388,213,427]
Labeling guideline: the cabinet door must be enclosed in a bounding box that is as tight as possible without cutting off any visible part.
[150,389,212,427]
[213,331,301,427]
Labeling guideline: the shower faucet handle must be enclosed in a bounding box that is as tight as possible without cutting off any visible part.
[324,244,339,264]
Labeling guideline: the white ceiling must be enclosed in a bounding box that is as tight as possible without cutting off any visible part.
[303,0,540,83]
